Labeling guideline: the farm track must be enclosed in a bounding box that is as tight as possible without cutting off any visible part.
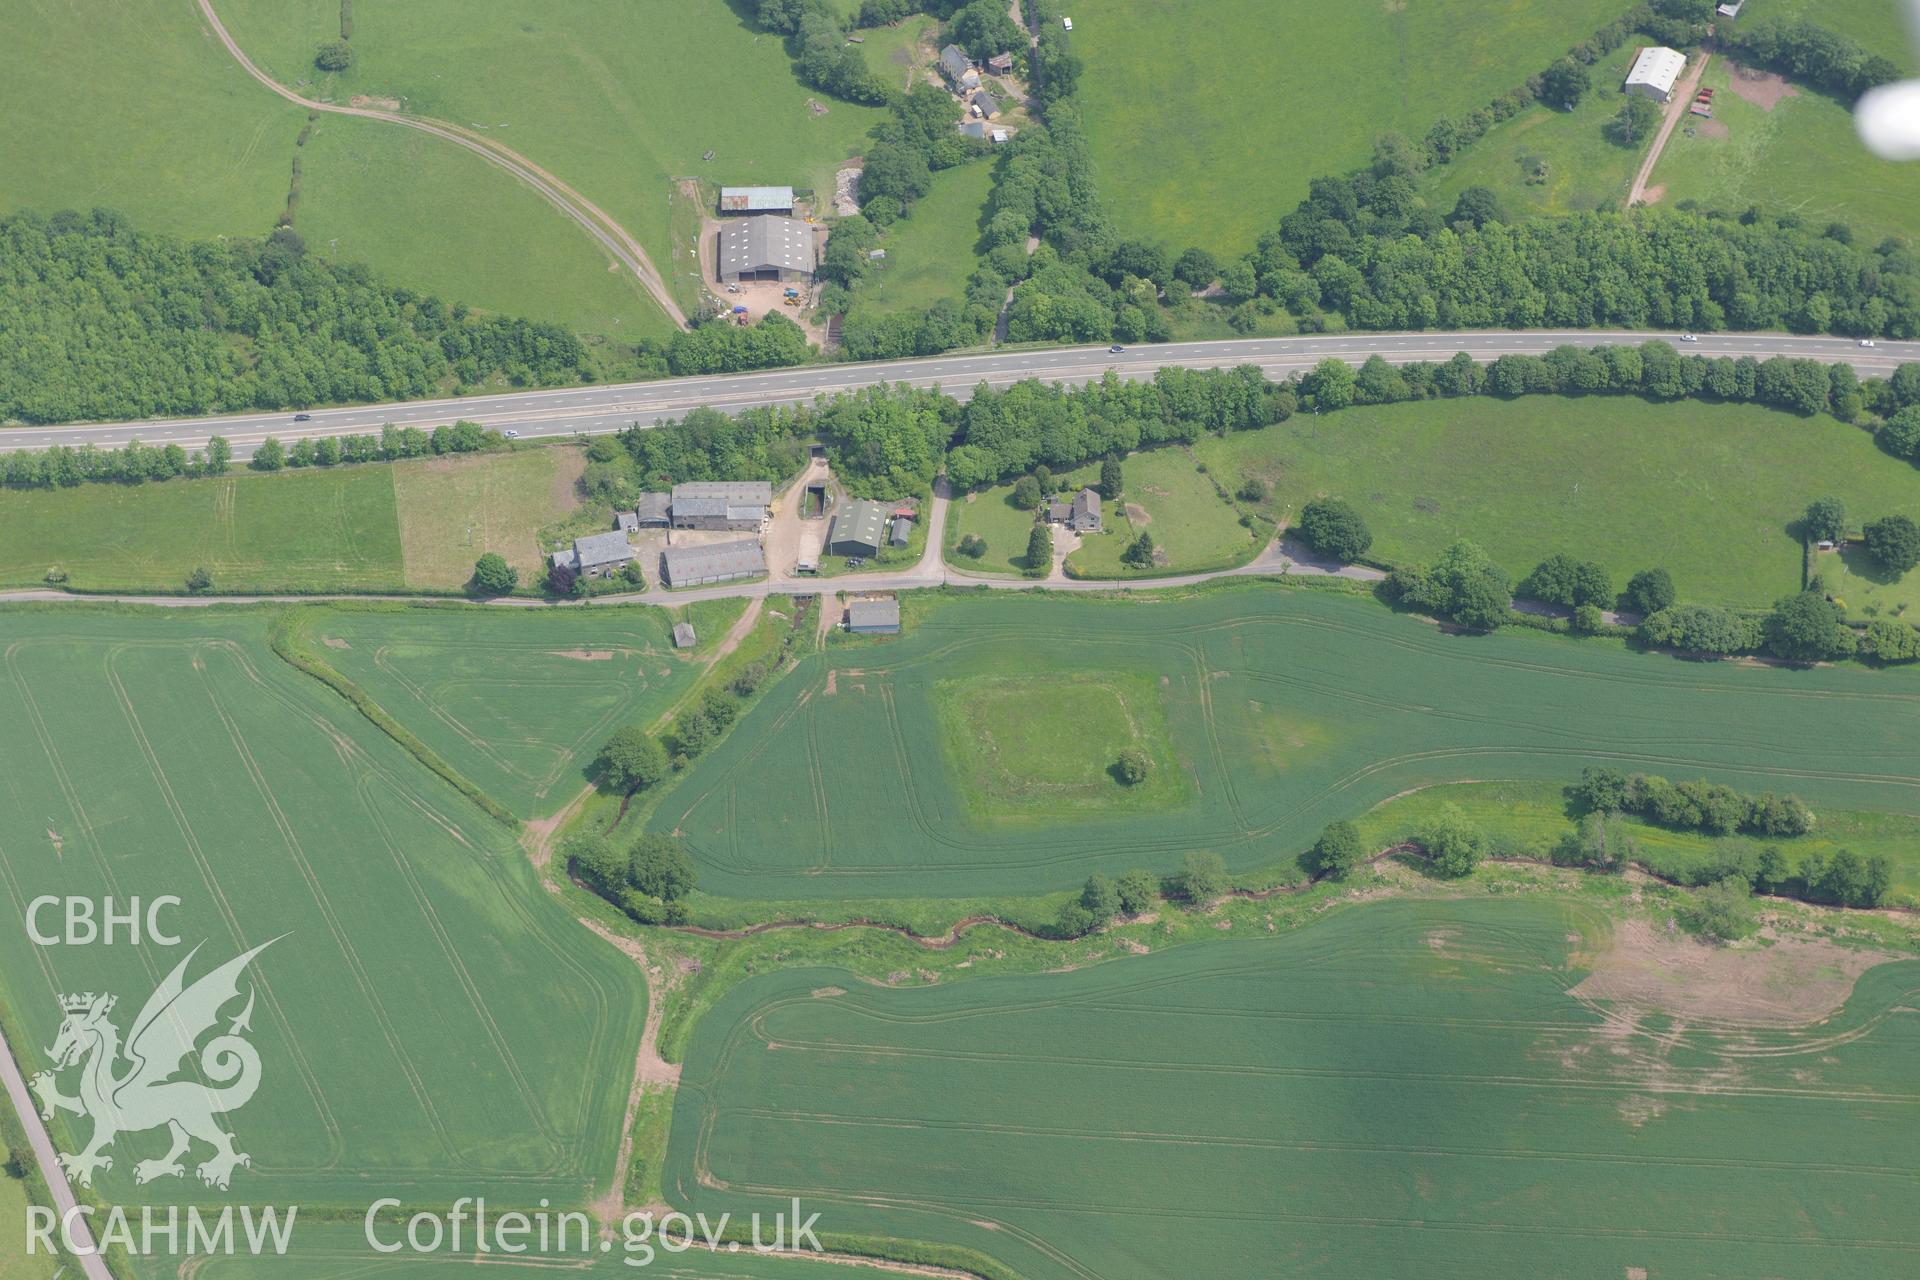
[193,0,687,329]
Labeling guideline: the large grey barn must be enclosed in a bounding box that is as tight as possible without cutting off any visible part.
[670,481,772,531]
[660,540,766,588]
[718,216,816,284]
[826,498,889,558]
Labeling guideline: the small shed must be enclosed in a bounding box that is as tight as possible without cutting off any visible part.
[889,515,913,548]
[987,52,1015,75]
[971,90,1000,120]
[847,599,901,634]
[615,511,640,534]
[959,121,988,140]
[672,622,697,649]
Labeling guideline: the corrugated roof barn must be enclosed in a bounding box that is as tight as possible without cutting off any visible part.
[718,216,815,283]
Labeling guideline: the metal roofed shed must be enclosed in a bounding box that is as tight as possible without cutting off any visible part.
[660,540,766,587]
[718,186,795,215]
[672,622,697,649]
[889,515,913,547]
[670,480,772,530]
[847,599,901,634]
[717,216,816,284]
[1624,46,1686,102]
[959,121,987,140]
[636,492,671,527]
[827,498,890,557]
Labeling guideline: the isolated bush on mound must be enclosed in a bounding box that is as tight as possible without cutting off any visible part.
[596,725,669,795]
[1115,869,1159,916]
[1684,877,1758,942]
[1420,804,1484,878]
[1178,851,1230,906]
[470,553,518,596]
[314,40,353,72]
[1114,748,1151,785]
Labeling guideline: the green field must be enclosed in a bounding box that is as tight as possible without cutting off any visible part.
[0,450,581,595]
[291,604,714,818]
[0,608,642,1212]
[1191,395,1920,607]
[0,0,673,339]
[0,1172,56,1280]
[1066,447,1260,577]
[1069,0,1642,254]
[651,587,1920,900]
[667,896,1920,1279]
[218,0,884,299]
[1422,43,1647,220]
[1764,0,1919,65]
[859,164,995,316]
[0,467,406,593]
[1649,58,1920,248]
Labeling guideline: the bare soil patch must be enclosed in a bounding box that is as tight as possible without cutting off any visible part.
[1572,916,1895,1025]
[1123,502,1150,526]
[550,648,615,662]
[1695,118,1729,140]
[1639,183,1666,206]
[348,94,402,110]
[321,636,350,650]
[1728,64,1797,111]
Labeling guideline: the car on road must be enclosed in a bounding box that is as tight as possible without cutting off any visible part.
[1108,345,1125,354]
[504,429,521,439]
[293,412,313,421]
[1860,339,1877,347]
[1680,333,1698,342]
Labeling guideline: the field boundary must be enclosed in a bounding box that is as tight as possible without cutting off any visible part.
[269,607,521,828]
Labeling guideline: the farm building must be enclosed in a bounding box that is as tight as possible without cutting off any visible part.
[717,216,816,284]
[551,530,634,581]
[827,498,890,557]
[1624,47,1686,102]
[959,121,988,140]
[670,481,772,531]
[614,511,639,534]
[971,90,1000,119]
[847,598,901,634]
[889,515,913,548]
[1071,488,1102,533]
[660,540,766,587]
[636,492,672,527]
[939,45,980,91]
[672,622,697,649]
[987,52,1014,75]
[718,186,795,215]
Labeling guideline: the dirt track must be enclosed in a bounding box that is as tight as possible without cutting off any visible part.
[196,0,687,328]
[1628,53,1711,208]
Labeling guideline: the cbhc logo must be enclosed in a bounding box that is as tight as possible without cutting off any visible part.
[26,896,182,946]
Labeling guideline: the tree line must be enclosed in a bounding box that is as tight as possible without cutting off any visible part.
[0,210,604,425]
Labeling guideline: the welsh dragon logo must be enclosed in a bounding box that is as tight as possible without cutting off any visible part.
[30,939,278,1191]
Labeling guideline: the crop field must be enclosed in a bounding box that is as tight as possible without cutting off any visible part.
[651,588,1920,899]
[1649,59,1920,249]
[668,896,1920,1280]
[1768,0,1918,65]
[294,604,712,818]
[217,0,884,306]
[858,164,995,316]
[1192,395,1920,607]
[0,0,670,340]
[0,467,405,594]
[1068,0,1642,254]
[1066,447,1259,578]
[1421,43,1647,220]
[0,608,642,1211]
